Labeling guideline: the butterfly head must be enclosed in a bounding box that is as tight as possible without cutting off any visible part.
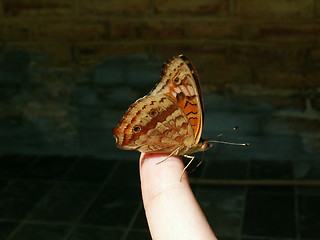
[113,111,143,151]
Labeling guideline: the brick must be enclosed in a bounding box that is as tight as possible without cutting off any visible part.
[110,21,184,40]
[201,63,253,88]
[303,136,320,153]
[154,0,229,15]
[33,21,108,42]
[73,43,148,64]
[0,23,3,41]
[140,22,184,39]
[262,96,306,111]
[110,22,140,39]
[152,43,232,86]
[5,42,73,65]
[40,43,74,64]
[311,95,320,111]
[0,1,3,17]
[317,0,320,17]
[126,61,161,87]
[185,22,241,40]
[3,21,32,41]
[309,47,320,63]
[3,0,75,17]
[235,0,314,19]
[186,22,320,43]
[78,0,152,15]
[255,67,320,88]
[227,44,310,66]
[283,117,320,137]
[151,42,228,63]
[248,23,320,43]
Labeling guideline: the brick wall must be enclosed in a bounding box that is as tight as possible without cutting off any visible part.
[0,0,319,156]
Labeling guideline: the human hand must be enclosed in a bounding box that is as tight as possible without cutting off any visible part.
[139,153,217,240]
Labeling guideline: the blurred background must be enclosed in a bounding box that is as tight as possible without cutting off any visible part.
[0,0,319,240]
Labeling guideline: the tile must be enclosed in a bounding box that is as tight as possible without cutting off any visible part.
[242,191,296,238]
[125,230,151,240]
[195,186,246,238]
[131,206,148,230]
[81,185,141,228]
[203,160,249,179]
[247,185,295,195]
[0,179,14,193]
[241,238,273,240]
[248,161,295,193]
[242,237,294,240]
[0,220,19,240]
[0,155,37,178]
[108,161,140,186]
[298,194,320,239]
[250,160,293,179]
[293,160,320,179]
[23,156,76,180]
[296,186,320,195]
[0,180,53,220]
[64,157,117,183]
[68,226,124,240]
[27,182,100,222]
[9,222,70,240]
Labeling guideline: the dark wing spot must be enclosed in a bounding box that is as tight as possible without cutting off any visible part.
[133,125,142,133]
[186,111,198,116]
[149,109,158,117]
[184,100,197,108]
[173,77,181,85]
[176,92,186,103]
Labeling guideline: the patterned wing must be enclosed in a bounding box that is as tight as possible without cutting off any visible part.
[113,94,195,153]
[149,55,204,144]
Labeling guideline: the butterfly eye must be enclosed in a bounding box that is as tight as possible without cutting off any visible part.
[173,77,181,85]
[133,125,142,133]
[149,109,158,117]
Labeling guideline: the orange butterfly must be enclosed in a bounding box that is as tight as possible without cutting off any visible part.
[113,55,212,176]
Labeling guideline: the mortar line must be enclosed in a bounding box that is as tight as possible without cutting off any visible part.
[120,203,144,240]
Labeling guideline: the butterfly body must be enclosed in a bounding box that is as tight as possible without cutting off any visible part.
[113,55,212,156]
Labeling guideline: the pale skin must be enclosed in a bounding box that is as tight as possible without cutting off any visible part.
[140,153,218,240]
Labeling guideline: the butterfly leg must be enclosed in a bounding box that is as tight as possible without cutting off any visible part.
[188,157,203,175]
[179,155,195,181]
[156,147,181,165]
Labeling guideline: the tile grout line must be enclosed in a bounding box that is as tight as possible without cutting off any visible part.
[294,186,301,240]
[5,156,80,240]
[120,203,144,240]
[61,159,123,240]
[239,159,251,239]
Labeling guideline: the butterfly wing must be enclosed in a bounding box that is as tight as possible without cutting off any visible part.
[113,94,195,153]
[149,55,204,144]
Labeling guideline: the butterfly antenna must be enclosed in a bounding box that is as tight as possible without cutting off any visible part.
[208,140,249,146]
[208,126,250,146]
[216,126,239,138]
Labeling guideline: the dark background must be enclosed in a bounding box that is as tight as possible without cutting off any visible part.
[0,1,319,240]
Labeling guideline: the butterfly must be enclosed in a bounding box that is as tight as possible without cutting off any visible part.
[113,55,214,178]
